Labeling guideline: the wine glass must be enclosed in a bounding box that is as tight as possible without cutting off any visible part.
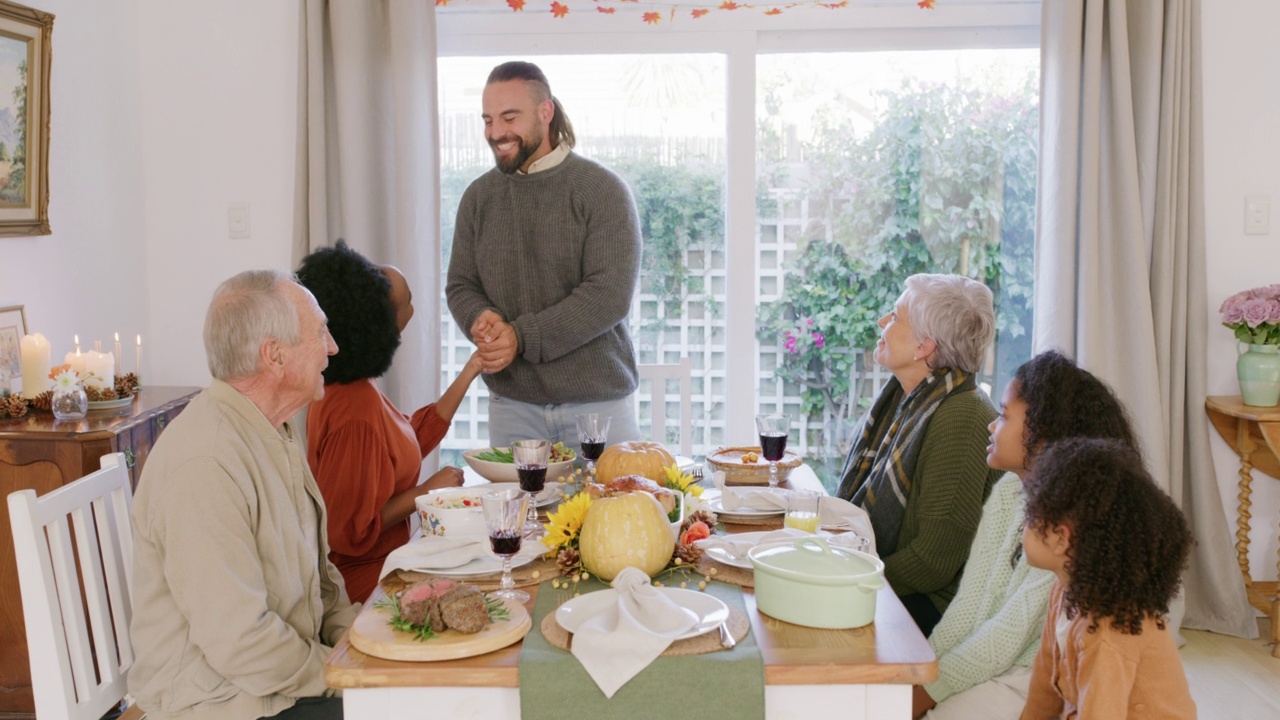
[755,413,791,487]
[480,488,530,604]
[574,413,611,477]
[511,439,549,537]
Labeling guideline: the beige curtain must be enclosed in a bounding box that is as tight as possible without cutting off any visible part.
[294,0,441,431]
[1036,0,1256,638]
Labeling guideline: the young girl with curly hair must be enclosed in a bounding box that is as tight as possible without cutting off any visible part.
[915,350,1139,720]
[1019,438,1194,719]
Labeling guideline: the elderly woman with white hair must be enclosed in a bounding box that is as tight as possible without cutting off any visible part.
[836,273,1003,636]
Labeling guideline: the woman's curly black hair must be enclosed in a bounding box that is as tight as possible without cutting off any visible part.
[295,240,400,384]
[1013,350,1139,468]
[1024,438,1191,636]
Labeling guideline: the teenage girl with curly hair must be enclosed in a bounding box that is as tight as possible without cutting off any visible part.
[1019,438,1194,719]
[915,350,1140,720]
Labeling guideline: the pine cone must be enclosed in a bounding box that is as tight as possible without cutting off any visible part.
[85,386,119,402]
[674,542,704,565]
[4,394,28,418]
[683,509,718,533]
[116,372,140,397]
[29,390,53,412]
[556,547,582,577]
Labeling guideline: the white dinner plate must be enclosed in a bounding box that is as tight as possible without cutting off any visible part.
[703,489,787,519]
[479,482,563,508]
[555,587,729,641]
[420,541,543,578]
[675,455,696,472]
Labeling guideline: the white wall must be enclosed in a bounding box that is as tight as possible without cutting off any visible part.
[0,0,148,378]
[135,0,301,386]
[1202,0,1280,583]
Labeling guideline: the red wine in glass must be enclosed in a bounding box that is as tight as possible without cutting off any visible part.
[580,440,605,461]
[489,530,522,556]
[760,432,788,462]
[517,465,547,494]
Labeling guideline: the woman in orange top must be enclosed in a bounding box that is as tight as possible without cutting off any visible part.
[298,241,482,602]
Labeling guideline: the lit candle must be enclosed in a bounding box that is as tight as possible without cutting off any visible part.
[136,335,142,377]
[19,333,51,399]
[94,339,101,353]
[74,334,80,353]
[113,333,121,375]
[83,350,114,389]
[63,348,87,377]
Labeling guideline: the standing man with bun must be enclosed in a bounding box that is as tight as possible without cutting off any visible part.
[447,60,643,449]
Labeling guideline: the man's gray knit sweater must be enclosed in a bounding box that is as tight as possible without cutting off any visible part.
[447,151,641,405]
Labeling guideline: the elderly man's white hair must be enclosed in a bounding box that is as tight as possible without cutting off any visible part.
[203,269,301,381]
[900,273,995,374]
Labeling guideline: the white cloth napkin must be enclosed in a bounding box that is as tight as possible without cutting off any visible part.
[569,567,699,698]
[377,536,488,581]
[711,473,877,554]
[694,528,812,561]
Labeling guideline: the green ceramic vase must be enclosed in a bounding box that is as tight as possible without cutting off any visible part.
[1237,343,1280,407]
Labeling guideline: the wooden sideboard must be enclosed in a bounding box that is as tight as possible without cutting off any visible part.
[0,386,200,719]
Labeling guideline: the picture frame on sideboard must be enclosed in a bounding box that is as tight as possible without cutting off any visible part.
[0,304,26,390]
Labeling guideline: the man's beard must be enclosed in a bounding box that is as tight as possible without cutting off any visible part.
[490,127,543,174]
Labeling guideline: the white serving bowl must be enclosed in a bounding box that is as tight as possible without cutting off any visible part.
[414,488,488,538]
[462,448,576,484]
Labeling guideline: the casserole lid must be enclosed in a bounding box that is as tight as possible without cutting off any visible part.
[748,537,882,583]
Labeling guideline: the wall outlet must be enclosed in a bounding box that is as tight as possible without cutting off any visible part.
[228,202,250,239]
[1245,195,1270,235]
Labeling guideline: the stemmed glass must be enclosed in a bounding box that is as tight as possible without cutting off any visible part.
[755,413,791,488]
[511,439,549,537]
[480,488,530,604]
[574,413,611,477]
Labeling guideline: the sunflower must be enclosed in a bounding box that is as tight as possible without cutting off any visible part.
[661,463,703,498]
[540,491,592,555]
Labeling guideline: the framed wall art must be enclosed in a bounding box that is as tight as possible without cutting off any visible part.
[0,304,25,388]
[0,1,50,237]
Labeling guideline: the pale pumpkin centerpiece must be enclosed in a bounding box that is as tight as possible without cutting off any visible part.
[577,486,676,581]
[594,440,676,484]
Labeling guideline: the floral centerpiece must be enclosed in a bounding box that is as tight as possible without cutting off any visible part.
[49,364,89,421]
[1220,284,1280,345]
[1221,284,1280,407]
[542,462,717,585]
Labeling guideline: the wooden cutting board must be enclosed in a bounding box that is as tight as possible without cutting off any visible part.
[348,598,531,662]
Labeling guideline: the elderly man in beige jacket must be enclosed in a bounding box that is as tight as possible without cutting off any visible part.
[129,270,358,720]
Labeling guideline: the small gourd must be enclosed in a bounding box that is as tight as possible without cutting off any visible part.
[577,492,676,581]
[595,441,676,484]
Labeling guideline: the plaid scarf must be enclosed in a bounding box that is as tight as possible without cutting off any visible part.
[835,368,977,556]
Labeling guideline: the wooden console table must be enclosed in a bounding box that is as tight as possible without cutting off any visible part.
[1205,395,1280,658]
[0,386,200,719]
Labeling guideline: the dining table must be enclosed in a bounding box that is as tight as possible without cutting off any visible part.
[323,463,938,719]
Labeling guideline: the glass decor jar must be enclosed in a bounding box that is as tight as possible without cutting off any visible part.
[51,384,88,421]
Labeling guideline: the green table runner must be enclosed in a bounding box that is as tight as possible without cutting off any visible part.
[518,577,765,720]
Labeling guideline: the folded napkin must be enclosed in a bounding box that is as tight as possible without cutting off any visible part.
[377,536,488,581]
[570,567,699,698]
[694,528,812,561]
[711,473,877,554]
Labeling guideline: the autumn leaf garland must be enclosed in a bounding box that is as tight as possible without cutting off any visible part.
[436,0,937,24]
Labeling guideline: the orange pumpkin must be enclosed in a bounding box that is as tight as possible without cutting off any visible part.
[594,440,675,484]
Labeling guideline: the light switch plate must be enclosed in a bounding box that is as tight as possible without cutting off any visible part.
[228,202,250,239]
[1245,195,1270,235]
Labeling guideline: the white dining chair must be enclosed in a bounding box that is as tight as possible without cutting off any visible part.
[637,357,693,457]
[8,452,144,720]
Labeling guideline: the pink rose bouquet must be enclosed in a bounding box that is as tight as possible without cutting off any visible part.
[1220,284,1280,345]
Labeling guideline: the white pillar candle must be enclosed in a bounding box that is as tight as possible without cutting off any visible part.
[19,333,51,399]
[83,350,114,389]
[63,349,87,377]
